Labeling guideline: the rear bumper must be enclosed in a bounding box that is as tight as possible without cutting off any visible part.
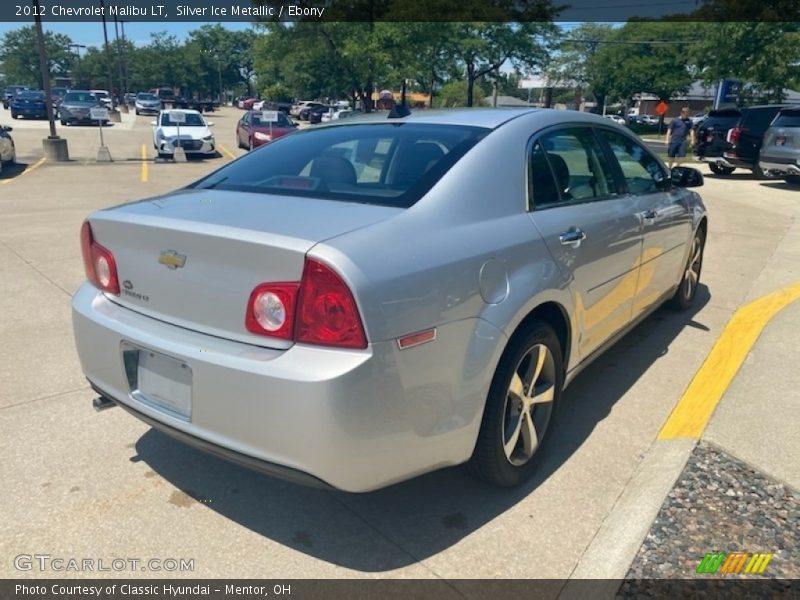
[759,157,800,176]
[72,283,498,491]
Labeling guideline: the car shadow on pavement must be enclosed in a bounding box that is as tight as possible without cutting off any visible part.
[135,285,710,572]
[0,161,30,179]
[759,181,800,191]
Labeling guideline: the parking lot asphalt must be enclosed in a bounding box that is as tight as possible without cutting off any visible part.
[1,107,798,585]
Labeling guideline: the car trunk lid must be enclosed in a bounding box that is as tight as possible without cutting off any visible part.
[89,189,402,348]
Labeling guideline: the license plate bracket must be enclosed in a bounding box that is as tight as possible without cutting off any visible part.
[122,343,192,421]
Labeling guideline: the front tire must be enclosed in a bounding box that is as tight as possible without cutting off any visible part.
[709,163,735,176]
[668,227,706,311]
[467,321,562,487]
[785,175,800,186]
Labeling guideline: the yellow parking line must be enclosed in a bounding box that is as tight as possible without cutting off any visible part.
[140,145,148,182]
[1,156,46,185]
[659,282,800,439]
[217,143,237,160]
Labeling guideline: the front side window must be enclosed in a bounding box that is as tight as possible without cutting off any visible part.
[191,123,488,207]
[599,129,667,195]
[534,127,618,205]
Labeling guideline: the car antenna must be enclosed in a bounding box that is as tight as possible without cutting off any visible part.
[388,80,411,119]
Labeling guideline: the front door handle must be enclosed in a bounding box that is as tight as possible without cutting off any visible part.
[640,209,658,225]
[559,228,587,247]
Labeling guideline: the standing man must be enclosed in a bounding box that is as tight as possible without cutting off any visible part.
[665,106,696,169]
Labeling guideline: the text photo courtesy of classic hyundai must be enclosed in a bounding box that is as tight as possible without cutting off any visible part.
[72,109,707,492]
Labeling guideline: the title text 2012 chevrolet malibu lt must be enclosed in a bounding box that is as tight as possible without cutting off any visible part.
[73,109,707,492]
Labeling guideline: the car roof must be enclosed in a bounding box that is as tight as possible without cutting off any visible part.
[323,107,617,130]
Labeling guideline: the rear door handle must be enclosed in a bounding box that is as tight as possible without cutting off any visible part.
[559,228,586,247]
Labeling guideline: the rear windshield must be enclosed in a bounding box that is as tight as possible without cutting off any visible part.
[16,91,45,100]
[64,92,96,103]
[773,110,800,128]
[160,113,205,127]
[700,112,740,130]
[251,111,292,127]
[191,123,488,208]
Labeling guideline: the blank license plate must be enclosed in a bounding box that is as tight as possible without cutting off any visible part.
[135,349,192,420]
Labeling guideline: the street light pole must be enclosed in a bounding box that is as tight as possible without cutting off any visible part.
[217,57,224,106]
[69,43,86,89]
[113,14,127,112]
[99,0,120,120]
[33,0,69,160]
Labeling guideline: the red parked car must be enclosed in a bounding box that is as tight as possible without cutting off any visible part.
[235,110,298,150]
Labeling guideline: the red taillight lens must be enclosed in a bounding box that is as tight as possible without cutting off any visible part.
[296,259,367,349]
[727,127,743,145]
[245,283,298,339]
[80,221,120,295]
[245,258,367,348]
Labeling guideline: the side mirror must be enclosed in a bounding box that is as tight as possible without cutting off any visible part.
[671,166,704,188]
[150,120,157,126]
[207,122,215,127]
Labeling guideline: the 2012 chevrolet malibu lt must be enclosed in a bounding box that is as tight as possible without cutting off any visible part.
[72,109,708,492]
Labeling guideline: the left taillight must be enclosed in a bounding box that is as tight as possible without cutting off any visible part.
[80,221,120,295]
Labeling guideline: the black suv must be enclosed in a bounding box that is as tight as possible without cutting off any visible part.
[696,105,788,177]
[693,108,741,175]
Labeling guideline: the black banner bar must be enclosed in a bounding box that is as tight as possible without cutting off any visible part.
[2,579,799,600]
[1,0,799,23]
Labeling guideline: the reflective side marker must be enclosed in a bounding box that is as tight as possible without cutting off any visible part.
[397,328,437,350]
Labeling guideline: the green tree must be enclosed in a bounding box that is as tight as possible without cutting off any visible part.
[449,23,560,107]
[593,22,695,104]
[0,26,73,88]
[547,23,616,112]
[435,79,485,107]
[691,23,800,103]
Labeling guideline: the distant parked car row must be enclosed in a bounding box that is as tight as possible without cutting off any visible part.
[694,104,800,184]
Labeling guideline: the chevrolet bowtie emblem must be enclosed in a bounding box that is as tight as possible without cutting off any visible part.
[158,250,187,269]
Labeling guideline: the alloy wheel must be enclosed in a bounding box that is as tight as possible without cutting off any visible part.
[502,343,556,466]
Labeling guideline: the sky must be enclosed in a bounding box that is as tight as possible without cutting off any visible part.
[0,22,255,47]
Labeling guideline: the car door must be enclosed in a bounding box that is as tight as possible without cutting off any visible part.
[737,107,784,164]
[528,126,643,360]
[237,113,247,146]
[597,128,693,315]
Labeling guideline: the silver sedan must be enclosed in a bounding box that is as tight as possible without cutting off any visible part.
[72,109,707,492]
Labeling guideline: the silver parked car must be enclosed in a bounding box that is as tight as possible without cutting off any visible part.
[72,109,708,492]
[759,107,800,185]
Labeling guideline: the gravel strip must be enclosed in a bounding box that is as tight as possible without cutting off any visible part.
[620,441,799,597]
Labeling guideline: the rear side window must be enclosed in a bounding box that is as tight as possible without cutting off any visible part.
[528,141,561,209]
[534,127,618,204]
[741,108,783,133]
[773,110,800,128]
[192,123,489,208]
[599,129,667,195]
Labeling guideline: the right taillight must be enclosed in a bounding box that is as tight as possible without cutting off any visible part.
[80,221,120,295]
[245,258,367,349]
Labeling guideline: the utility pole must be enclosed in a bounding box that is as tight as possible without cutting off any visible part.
[99,0,120,121]
[33,0,69,160]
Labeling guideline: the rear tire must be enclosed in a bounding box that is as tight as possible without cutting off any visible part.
[753,164,772,180]
[466,321,562,487]
[709,163,734,176]
[668,227,706,311]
